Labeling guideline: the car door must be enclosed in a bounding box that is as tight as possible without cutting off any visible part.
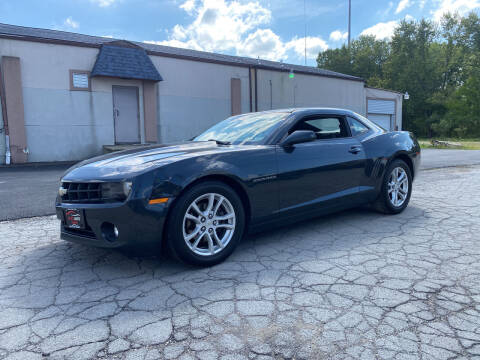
[275,114,367,214]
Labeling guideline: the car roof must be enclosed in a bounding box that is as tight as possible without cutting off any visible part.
[253,108,357,116]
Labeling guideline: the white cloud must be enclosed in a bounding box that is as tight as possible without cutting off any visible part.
[158,0,271,54]
[238,29,286,60]
[63,17,79,29]
[145,0,327,62]
[286,36,329,60]
[180,0,196,14]
[90,0,117,7]
[360,20,398,40]
[395,0,412,14]
[329,30,348,42]
[432,0,480,20]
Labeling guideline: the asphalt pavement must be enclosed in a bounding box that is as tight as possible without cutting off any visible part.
[420,149,480,169]
[0,164,70,221]
[0,149,479,221]
[0,165,479,359]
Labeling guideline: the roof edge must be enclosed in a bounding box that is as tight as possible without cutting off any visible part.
[365,85,404,95]
[0,33,101,49]
[0,24,364,83]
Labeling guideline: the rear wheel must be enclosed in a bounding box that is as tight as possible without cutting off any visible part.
[166,181,245,266]
[372,159,412,214]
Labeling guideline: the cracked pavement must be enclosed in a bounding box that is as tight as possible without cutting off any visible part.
[1,166,480,359]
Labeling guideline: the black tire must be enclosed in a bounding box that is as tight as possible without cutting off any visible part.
[166,181,245,266]
[372,159,412,214]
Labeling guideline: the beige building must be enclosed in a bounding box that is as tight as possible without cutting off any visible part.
[0,23,403,164]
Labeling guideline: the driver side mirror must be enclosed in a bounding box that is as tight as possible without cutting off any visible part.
[280,130,316,147]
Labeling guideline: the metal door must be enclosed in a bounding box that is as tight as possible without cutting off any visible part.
[276,138,367,213]
[113,86,140,144]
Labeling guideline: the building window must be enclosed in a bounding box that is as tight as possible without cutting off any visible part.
[70,70,91,91]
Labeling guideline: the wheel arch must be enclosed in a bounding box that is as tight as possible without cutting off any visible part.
[162,174,252,244]
[392,152,415,179]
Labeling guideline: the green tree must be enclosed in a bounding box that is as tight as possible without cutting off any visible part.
[316,35,390,87]
[383,19,440,136]
[316,12,480,138]
[435,12,480,137]
[316,45,353,76]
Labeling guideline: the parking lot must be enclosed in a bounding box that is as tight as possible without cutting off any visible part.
[1,164,479,359]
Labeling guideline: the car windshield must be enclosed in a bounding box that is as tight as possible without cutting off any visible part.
[193,112,289,145]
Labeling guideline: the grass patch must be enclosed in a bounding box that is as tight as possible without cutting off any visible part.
[419,138,480,150]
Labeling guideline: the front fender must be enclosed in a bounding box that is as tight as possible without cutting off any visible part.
[148,147,279,221]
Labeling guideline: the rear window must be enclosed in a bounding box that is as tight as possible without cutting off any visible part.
[347,116,370,136]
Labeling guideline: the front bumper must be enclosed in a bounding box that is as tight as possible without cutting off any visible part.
[56,199,170,249]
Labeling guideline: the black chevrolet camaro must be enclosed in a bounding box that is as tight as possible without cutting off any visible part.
[56,108,421,266]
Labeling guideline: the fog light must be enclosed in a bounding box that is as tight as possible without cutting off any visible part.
[101,222,119,242]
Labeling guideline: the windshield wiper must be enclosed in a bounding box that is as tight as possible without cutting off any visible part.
[208,139,231,145]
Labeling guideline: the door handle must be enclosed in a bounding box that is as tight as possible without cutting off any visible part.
[349,146,362,154]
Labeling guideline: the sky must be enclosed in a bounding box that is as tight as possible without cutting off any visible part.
[1,0,479,66]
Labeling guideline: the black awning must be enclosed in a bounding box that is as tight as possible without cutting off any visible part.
[91,42,162,82]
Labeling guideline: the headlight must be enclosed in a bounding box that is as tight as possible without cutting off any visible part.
[101,181,132,201]
[58,186,68,197]
[123,181,133,197]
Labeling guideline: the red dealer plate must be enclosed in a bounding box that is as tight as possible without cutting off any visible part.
[64,209,85,229]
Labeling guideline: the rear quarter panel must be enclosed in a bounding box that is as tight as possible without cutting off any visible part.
[360,131,420,198]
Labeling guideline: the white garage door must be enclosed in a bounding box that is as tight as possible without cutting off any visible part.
[368,99,395,131]
[368,114,391,130]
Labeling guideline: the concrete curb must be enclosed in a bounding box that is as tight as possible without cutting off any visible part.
[0,161,77,169]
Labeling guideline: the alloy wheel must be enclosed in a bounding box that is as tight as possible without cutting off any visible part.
[182,193,236,256]
[388,167,409,207]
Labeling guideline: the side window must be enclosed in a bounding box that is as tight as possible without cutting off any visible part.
[347,116,369,136]
[291,117,349,139]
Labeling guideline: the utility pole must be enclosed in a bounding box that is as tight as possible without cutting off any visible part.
[348,0,351,47]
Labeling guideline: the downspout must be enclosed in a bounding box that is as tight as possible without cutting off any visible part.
[248,67,252,112]
[5,135,10,165]
[0,61,9,165]
[269,80,272,109]
[293,84,298,107]
[254,67,258,112]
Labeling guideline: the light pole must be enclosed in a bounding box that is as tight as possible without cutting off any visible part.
[348,0,351,47]
[304,0,307,65]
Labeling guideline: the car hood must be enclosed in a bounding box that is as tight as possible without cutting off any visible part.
[62,141,242,181]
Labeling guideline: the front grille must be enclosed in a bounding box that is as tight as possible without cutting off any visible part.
[61,182,102,203]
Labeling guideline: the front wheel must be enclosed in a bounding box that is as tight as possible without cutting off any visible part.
[166,181,245,266]
[372,159,412,214]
